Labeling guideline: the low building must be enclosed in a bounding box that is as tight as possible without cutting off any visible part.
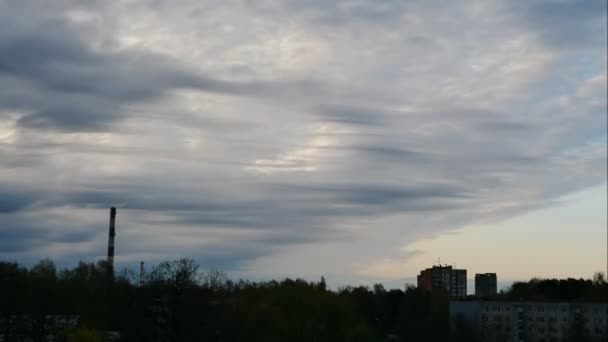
[475,273,497,298]
[417,265,467,297]
[450,301,608,341]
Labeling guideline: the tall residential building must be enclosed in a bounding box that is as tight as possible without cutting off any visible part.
[450,301,608,341]
[417,265,467,297]
[475,273,497,298]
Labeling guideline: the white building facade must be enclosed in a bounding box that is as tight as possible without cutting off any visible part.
[450,301,607,342]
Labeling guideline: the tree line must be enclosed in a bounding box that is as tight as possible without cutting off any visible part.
[0,258,606,341]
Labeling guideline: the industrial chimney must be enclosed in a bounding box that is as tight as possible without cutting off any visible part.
[107,207,117,268]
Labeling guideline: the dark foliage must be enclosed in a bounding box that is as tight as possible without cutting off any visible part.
[498,274,608,302]
[0,259,606,342]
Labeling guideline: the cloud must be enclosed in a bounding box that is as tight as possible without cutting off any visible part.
[0,210,100,254]
[0,189,34,213]
[0,0,605,283]
[316,104,389,127]
[281,0,409,26]
[520,0,607,49]
[0,6,330,131]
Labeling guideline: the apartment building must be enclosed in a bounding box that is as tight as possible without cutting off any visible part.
[475,273,498,298]
[417,265,467,298]
[450,301,607,342]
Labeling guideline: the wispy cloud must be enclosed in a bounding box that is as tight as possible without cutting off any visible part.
[0,0,605,282]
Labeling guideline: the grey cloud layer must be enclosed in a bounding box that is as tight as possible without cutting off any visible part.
[0,0,606,278]
[0,4,328,131]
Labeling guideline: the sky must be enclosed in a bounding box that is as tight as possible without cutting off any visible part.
[0,0,606,289]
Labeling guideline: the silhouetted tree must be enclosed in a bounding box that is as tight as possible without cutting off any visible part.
[201,268,227,290]
[2,259,607,342]
[593,272,606,285]
[30,258,58,340]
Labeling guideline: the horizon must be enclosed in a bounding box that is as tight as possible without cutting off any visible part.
[1,0,606,289]
[4,253,604,296]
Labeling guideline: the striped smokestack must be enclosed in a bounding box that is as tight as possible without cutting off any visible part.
[107,207,117,268]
